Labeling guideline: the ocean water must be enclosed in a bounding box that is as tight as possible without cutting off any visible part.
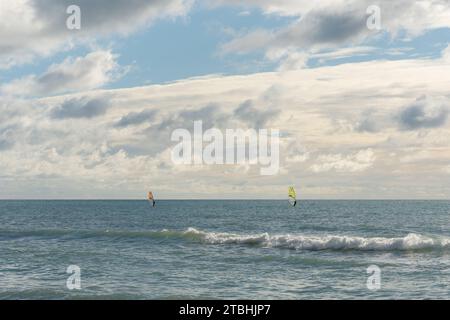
[1,200,450,300]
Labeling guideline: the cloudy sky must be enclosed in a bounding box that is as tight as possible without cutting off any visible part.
[1,0,450,199]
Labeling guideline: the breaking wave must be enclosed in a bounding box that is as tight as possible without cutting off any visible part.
[178,228,450,251]
[2,227,450,251]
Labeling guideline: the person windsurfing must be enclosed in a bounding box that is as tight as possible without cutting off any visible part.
[288,186,297,207]
[148,191,156,207]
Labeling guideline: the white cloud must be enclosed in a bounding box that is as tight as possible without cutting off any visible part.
[2,55,450,198]
[311,149,376,173]
[267,46,377,70]
[1,51,124,97]
[0,0,193,68]
[311,46,376,62]
[400,150,433,164]
[270,50,309,71]
[442,44,450,61]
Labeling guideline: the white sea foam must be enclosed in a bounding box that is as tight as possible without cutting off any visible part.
[180,227,450,251]
[5,227,450,251]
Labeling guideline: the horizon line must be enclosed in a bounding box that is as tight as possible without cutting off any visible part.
[0,198,448,201]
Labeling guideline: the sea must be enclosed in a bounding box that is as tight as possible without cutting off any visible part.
[1,200,450,300]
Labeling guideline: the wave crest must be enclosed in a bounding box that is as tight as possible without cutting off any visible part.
[3,227,449,251]
[180,228,450,251]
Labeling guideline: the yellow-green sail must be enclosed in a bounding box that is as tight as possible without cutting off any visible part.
[288,186,296,199]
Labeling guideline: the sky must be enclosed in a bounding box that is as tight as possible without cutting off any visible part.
[1,0,450,199]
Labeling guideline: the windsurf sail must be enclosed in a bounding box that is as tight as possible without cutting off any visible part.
[148,191,156,207]
[288,186,297,207]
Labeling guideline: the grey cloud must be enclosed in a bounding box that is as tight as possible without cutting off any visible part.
[35,52,116,94]
[158,100,279,132]
[278,10,368,48]
[31,0,182,34]
[398,99,449,130]
[51,97,110,119]
[234,100,280,128]
[2,51,120,97]
[221,0,450,61]
[177,105,230,129]
[356,118,378,133]
[115,110,157,128]
[26,128,70,146]
[356,110,379,133]
[37,72,70,92]
[0,139,14,151]
[223,6,371,55]
[149,104,231,135]
[129,99,279,156]
[116,104,233,157]
[0,125,17,151]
